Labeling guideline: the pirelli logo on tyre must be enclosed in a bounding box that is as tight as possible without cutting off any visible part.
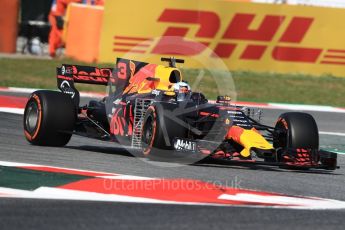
[99,0,345,76]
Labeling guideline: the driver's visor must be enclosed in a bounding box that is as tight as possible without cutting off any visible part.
[179,86,189,93]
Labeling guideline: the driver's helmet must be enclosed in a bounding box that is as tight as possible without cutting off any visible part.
[172,81,191,101]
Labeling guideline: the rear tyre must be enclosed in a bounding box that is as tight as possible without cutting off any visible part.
[24,90,76,146]
[273,112,319,149]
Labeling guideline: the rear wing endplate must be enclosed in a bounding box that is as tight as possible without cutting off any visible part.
[56,64,115,107]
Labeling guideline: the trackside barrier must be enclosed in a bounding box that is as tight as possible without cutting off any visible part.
[0,0,19,53]
[64,3,104,63]
[98,0,345,77]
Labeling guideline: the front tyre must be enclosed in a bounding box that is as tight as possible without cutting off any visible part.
[141,103,187,157]
[273,112,319,149]
[142,106,158,156]
[24,90,76,146]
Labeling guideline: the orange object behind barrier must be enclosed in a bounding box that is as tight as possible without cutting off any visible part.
[0,0,19,53]
[64,4,103,63]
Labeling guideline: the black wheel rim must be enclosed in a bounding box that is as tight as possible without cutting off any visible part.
[274,122,288,149]
[142,115,154,149]
[25,101,39,134]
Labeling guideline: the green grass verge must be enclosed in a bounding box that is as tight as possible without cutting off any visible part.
[0,57,344,107]
[0,57,108,92]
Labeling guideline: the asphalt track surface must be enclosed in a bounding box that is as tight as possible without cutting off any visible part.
[0,94,345,229]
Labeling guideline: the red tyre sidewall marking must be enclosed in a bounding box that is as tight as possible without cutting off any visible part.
[24,94,42,141]
[143,106,157,156]
[277,117,288,130]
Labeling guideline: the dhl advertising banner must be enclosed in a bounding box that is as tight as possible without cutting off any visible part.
[99,0,345,76]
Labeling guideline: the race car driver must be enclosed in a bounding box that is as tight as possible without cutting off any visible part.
[172,82,191,101]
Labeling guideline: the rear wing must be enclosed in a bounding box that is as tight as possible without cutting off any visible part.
[57,64,115,106]
[56,58,158,107]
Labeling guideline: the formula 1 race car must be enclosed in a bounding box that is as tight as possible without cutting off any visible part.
[23,57,338,170]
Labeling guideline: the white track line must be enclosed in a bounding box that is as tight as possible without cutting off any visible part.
[269,103,345,113]
[218,194,345,210]
[0,187,177,204]
[0,108,24,114]
[0,160,117,176]
[319,131,345,137]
